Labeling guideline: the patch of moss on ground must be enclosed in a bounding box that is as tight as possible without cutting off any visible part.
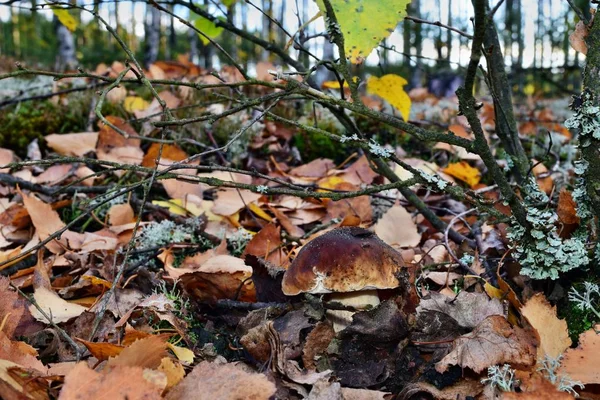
[294,129,352,163]
[0,93,128,156]
[560,298,594,345]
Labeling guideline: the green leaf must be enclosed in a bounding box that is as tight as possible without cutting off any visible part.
[191,13,225,46]
[52,7,77,32]
[221,0,237,6]
[367,74,411,121]
[316,0,411,64]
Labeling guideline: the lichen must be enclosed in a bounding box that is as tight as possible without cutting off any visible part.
[507,178,589,280]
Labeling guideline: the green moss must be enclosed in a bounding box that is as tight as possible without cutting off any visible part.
[560,300,593,344]
[294,129,351,163]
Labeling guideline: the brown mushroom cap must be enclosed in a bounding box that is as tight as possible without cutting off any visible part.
[281,227,405,296]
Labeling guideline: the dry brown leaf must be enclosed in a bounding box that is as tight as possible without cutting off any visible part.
[269,206,304,237]
[76,338,124,361]
[557,189,580,225]
[45,132,98,157]
[96,116,143,167]
[521,293,571,361]
[59,362,163,400]
[570,20,589,55]
[0,331,46,373]
[374,205,421,248]
[404,379,484,400]
[0,359,49,400]
[338,155,379,185]
[0,277,39,339]
[165,361,276,400]
[33,164,72,184]
[417,291,504,329]
[243,223,290,268]
[558,328,600,385]
[107,335,169,369]
[436,315,536,373]
[212,189,262,216]
[179,270,256,302]
[29,287,87,324]
[511,371,575,400]
[326,182,372,224]
[0,148,15,173]
[20,190,67,253]
[107,203,135,226]
[532,161,554,195]
[289,158,335,178]
[141,142,188,168]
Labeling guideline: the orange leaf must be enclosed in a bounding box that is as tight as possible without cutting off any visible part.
[443,161,481,187]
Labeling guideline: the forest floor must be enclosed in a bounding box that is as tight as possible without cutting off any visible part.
[0,59,597,400]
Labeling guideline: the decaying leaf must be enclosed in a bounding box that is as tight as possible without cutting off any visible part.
[570,20,589,55]
[29,287,87,324]
[164,361,276,400]
[59,362,163,400]
[417,291,504,329]
[436,315,536,373]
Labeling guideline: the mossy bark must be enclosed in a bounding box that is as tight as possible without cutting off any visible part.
[581,17,600,223]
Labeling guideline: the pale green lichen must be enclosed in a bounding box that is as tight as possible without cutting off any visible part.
[507,179,589,280]
[481,364,518,392]
[538,355,584,397]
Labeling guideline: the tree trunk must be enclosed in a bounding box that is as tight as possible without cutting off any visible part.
[144,4,161,68]
[54,17,77,71]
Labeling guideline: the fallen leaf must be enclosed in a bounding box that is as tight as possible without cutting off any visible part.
[107,203,135,226]
[0,276,39,339]
[558,328,600,385]
[158,357,185,391]
[0,331,46,373]
[521,293,571,361]
[417,291,504,329]
[367,74,412,120]
[0,359,49,400]
[212,189,262,217]
[165,361,276,400]
[374,205,421,248]
[45,132,98,157]
[436,315,536,373]
[123,96,150,113]
[59,362,163,400]
[167,343,195,364]
[243,223,290,268]
[76,338,124,361]
[107,335,169,369]
[443,161,481,187]
[29,287,87,324]
[570,20,589,55]
[557,189,580,225]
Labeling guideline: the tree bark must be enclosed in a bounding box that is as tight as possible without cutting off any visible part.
[144,4,161,68]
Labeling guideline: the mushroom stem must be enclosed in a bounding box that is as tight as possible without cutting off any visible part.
[326,290,380,332]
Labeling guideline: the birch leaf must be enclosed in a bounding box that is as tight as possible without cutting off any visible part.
[316,0,411,64]
[367,74,412,121]
[52,8,77,32]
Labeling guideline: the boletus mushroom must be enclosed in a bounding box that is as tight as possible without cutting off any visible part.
[282,226,406,332]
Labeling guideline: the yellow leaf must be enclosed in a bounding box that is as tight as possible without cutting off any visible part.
[322,80,349,89]
[167,343,195,365]
[317,175,345,190]
[123,96,150,113]
[52,8,77,32]
[443,161,481,188]
[315,0,411,64]
[367,74,411,121]
[523,83,535,96]
[152,200,188,216]
[248,203,272,222]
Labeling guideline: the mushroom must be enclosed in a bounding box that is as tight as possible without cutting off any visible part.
[282,226,406,332]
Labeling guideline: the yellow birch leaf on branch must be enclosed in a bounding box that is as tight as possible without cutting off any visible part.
[367,74,411,121]
[316,0,411,64]
[443,161,481,188]
[192,14,225,46]
[52,7,77,32]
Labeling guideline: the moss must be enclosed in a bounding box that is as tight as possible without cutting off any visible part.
[0,93,129,157]
[560,300,593,344]
[294,129,351,163]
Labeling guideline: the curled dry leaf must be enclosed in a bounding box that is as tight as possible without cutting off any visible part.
[164,361,276,400]
[436,315,537,373]
[557,189,580,225]
[374,205,421,249]
[558,328,600,385]
[59,362,163,400]
[520,293,571,361]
